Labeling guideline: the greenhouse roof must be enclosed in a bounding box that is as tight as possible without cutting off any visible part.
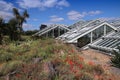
[58,19,117,43]
[33,24,70,36]
[89,31,120,53]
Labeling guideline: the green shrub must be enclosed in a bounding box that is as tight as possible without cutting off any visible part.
[80,72,94,80]
[5,43,19,53]
[0,61,23,76]
[20,53,38,62]
[111,47,120,68]
[92,65,104,75]
[6,42,30,54]
[2,36,11,44]
[0,50,13,62]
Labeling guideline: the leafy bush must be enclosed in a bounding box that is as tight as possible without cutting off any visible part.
[0,50,13,62]
[92,65,104,75]
[0,61,23,76]
[80,72,94,80]
[2,36,11,44]
[0,39,115,79]
[111,47,120,68]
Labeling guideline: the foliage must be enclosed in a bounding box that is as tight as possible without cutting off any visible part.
[0,8,29,43]
[0,61,23,76]
[0,39,115,80]
[24,30,39,35]
[110,46,120,68]
[8,18,20,41]
[0,50,13,62]
[12,8,29,32]
[80,72,94,80]
[0,17,5,44]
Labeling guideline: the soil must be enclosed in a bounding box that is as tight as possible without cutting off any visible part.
[80,49,120,79]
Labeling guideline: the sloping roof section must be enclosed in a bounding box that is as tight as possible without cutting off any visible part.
[108,20,120,29]
[68,20,91,29]
[89,31,120,53]
[57,19,117,43]
[33,24,70,37]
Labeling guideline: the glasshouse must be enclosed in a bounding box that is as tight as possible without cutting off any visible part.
[33,24,70,38]
[34,19,120,53]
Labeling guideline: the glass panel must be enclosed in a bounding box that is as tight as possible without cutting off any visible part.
[109,40,120,48]
[97,39,109,46]
[77,33,91,48]
[48,30,53,38]
[60,27,67,35]
[104,40,118,47]
[92,26,104,41]
[106,25,113,34]
[99,39,114,46]
[54,27,58,37]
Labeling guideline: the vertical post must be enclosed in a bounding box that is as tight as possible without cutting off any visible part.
[46,32,48,38]
[104,24,106,36]
[65,29,67,33]
[58,26,60,37]
[52,29,54,38]
[90,32,93,43]
[64,29,66,33]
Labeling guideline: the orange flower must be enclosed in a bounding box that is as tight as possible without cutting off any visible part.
[72,69,77,73]
[71,49,75,53]
[15,73,21,78]
[88,61,94,66]
[78,56,84,61]
[64,56,69,62]
[70,65,73,70]
[79,64,83,69]
[94,75,100,79]
[75,73,82,78]
[68,60,74,65]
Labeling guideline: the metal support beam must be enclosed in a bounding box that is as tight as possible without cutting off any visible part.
[104,25,106,36]
[58,26,60,37]
[90,32,93,43]
[64,29,66,33]
[46,32,48,38]
[52,29,54,38]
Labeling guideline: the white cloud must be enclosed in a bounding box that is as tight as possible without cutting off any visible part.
[17,0,70,9]
[0,11,13,20]
[88,10,102,16]
[33,18,39,21]
[0,0,22,20]
[0,1,15,20]
[42,22,54,25]
[17,0,41,9]
[43,0,58,8]
[23,23,37,30]
[50,15,64,22]
[0,0,14,11]
[57,0,69,7]
[67,11,84,20]
[67,10,102,20]
[99,17,120,21]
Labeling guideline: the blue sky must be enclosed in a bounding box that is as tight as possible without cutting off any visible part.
[0,0,120,30]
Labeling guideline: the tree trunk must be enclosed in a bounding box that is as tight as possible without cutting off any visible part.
[0,33,3,44]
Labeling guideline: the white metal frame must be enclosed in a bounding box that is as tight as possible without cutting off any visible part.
[67,22,117,43]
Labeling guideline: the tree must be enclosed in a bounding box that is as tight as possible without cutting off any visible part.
[12,8,29,40]
[8,18,19,41]
[0,17,4,44]
[24,30,39,35]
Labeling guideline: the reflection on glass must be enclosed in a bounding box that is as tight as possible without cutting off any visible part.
[77,33,91,48]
